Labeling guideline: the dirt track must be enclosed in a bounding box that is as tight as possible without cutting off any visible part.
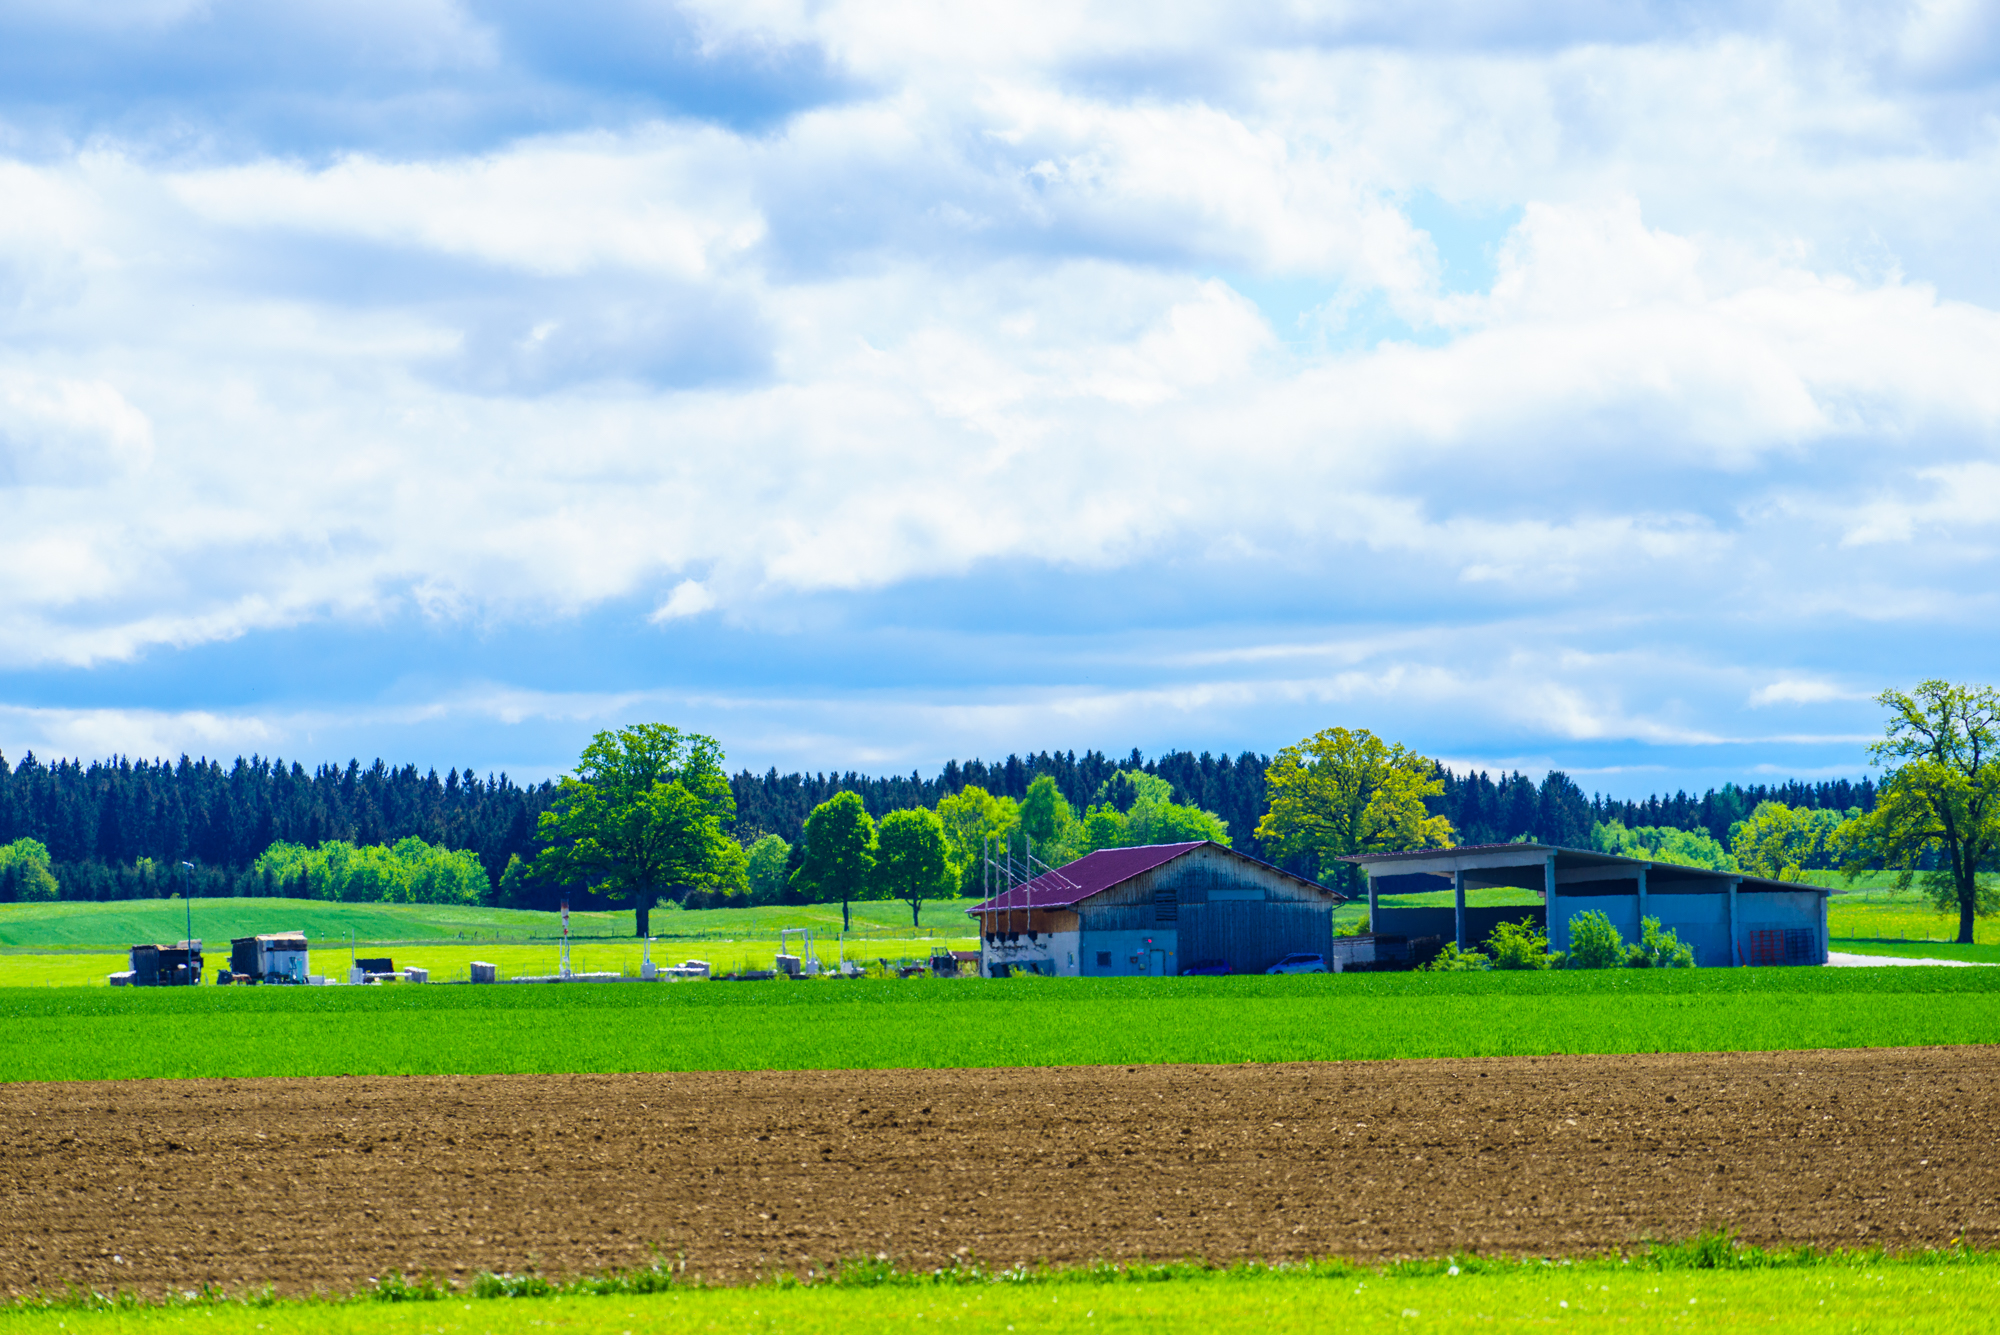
[2,1046,1994,1295]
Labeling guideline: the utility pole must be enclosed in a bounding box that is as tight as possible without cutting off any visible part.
[180,862,196,985]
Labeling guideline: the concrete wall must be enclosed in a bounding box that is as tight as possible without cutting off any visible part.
[1647,892,1732,967]
[1374,904,1546,948]
[982,928,1082,977]
[1079,928,1178,976]
[1550,893,1642,949]
[1738,889,1826,965]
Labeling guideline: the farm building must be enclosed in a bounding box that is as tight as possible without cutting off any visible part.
[967,841,1344,978]
[1347,843,1835,967]
[228,933,310,983]
[122,939,204,986]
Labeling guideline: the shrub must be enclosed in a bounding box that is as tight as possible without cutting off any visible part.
[1424,942,1492,971]
[1564,910,1626,969]
[1484,916,1553,969]
[1627,915,1697,969]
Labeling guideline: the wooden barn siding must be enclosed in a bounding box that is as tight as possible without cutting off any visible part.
[1075,848,1335,966]
[1180,900,1331,973]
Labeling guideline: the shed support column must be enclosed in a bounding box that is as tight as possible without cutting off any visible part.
[1636,865,1649,929]
[1820,891,1830,965]
[1367,872,1378,932]
[1728,878,1741,966]
[1453,869,1467,951]
[1544,855,1560,958]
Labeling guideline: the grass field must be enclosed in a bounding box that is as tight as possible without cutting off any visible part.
[0,897,984,950]
[0,938,983,988]
[2,967,1995,1083]
[2,1247,1994,1334]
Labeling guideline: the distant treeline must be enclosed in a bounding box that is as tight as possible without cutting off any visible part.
[0,745,1878,902]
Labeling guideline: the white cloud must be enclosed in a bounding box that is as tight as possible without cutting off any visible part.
[0,1,1995,790]
[1748,678,1862,707]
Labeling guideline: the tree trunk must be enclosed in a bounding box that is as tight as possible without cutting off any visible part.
[1962,892,1976,945]
[636,894,653,938]
[842,894,851,932]
[911,897,921,928]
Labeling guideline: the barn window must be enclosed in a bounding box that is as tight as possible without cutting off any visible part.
[1153,890,1177,921]
[1096,951,1111,968]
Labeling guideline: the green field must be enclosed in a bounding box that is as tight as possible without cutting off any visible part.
[3,1246,1994,1334]
[2,967,1995,1083]
[0,938,982,988]
[0,897,983,949]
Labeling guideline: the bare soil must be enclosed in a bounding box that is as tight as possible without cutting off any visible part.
[2,1046,1994,1296]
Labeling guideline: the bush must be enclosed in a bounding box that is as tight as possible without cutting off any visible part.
[1564,910,1626,969]
[1627,915,1697,968]
[1484,916,1553,969]
[1424,942,1492,971]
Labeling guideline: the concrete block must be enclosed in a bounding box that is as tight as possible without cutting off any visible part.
[403,967,429,984]
[469,961,498,984]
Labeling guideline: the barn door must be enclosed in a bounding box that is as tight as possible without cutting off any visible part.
[1149,950,1167,977]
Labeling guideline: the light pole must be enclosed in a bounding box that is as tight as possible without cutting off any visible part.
[180,862,196,985]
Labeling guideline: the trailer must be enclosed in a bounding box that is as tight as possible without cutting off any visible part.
[228,933,310,984]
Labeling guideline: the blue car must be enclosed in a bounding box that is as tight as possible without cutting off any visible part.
[1179,959,1232,976]
[1265,952,1329,975]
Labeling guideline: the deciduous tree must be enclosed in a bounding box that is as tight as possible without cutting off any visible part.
[873,807,953,926]
[1255,727,1453,893]
[1837,681,2000,944]
[792,790,876,931]
[531,725,737,937]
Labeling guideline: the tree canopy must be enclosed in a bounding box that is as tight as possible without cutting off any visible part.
[792,790,877,931]
[531,725,738,937]
[873,807,953,927]
[1255,727,1454,892]
[1836,681,2000,943]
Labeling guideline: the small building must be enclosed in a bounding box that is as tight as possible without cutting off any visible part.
[229,933,310,983]
[1345,843,1836,966]
[127,940,203,986]
[967,841,1345,978]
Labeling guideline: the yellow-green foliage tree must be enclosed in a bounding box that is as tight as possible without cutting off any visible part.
[1593,819,1737,871]
[1730,801,1847,880]
[935,784,1019,895]
[1255,727,1454,893]
[252,836,489,905]
[1837,681,2000,944]
[0,838,59,903]
[533,724,738,937]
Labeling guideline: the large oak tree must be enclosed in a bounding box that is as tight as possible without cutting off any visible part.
[1837,681,2000,944]
[532,724,736,937]
[1255,727,1454,894]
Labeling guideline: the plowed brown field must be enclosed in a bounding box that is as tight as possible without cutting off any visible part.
[2,1046,1994,1297]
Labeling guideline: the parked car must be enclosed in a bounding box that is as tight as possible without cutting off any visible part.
[1265,952,1329,975]
[1179,959,1231,976]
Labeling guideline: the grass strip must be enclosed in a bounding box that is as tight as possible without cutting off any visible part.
[2,1235,1995,1334]
[2,968,1996,1082]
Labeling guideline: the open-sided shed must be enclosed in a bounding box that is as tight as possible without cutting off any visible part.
[1346,843,1835,966]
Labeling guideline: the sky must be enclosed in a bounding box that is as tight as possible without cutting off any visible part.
[2,0,1998,798]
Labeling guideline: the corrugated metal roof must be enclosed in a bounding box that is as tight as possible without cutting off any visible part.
[967,842,1209,913]
[965,840,1345,914]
